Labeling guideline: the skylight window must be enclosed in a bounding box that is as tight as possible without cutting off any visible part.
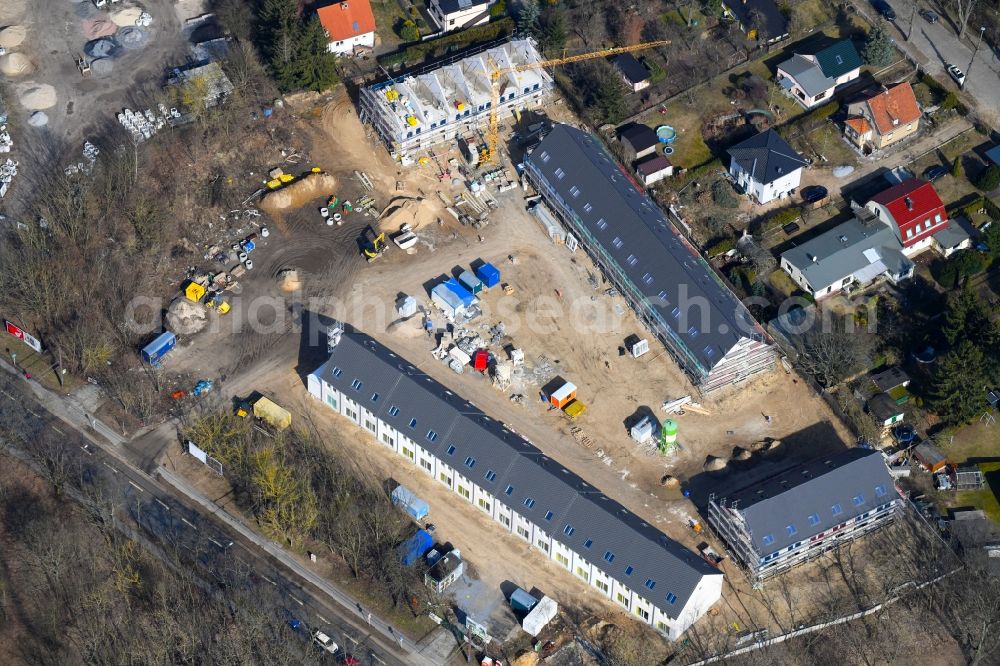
[665,592,677,604]
[596,218,607,230]
[485,470,497,482]
[584,539,593,549]
[554,167,565,179]
[408,418,417,428]
[761,534,774,546]
[832,503,843,516]
[464,456,476,468]
[540,151,550,162]
[808,513,821,526]
[351,379,362,391]
[786,524,797,536]
[583,203,593,213]
[569,186,581,198]
[853,494,865,506]
[603,551,615,563]
[524,497,536,508]
[505,485,514,495]
[426,430,438,442]
[704,345,716,358]
[687,325,699,338]
[446,445,456,455]
[671,307,681,319]
[626,255,638,266]
[371,392,380,402]
[875,484,887,497]
[544,511,554,521]
[624,566,633,576]
[612,237,623,249]
[644,579,656,590]
[563,525,575,536]
[332,367,343,377]
[388,406,400,417]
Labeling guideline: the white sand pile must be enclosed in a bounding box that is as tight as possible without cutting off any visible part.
[703,455,728,472]
[260,173,338,213]
[0,53,33,77]
[27,111,48,127]
[0,25,27,49]
[18,83,57,110]
[378,196,436,231]
[166,298,208,334]
[110,7,142,26]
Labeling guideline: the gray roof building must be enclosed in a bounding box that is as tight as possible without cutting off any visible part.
[723,448,897,555]
[525,124,775,391]
[728,129,809,186]
[778,54,834,98]
[617,122,658,157]
[313,331,720,617]
[610,53,650,86]
[779,216,912,296]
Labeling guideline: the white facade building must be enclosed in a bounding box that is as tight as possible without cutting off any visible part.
[428,0,497,32]
[727,129,808,204]
[308,330,724,640]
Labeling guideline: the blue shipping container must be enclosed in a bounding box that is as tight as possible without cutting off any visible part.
[443,278,476,307]
[398,529,433,566]
[475,262,501,288]
[141,331,176,364]
[391,484,429,520]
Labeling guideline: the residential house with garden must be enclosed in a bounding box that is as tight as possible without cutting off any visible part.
[722,0,789,43]
[865,178,970,257]
[707,448,901,580]
[727,129,809,204]
[317,0,376,56]
[636,155,674,186]
[776,39,862,109]
[610,54,651,93]
[618,123,658,161]
[427,0,498,32]
[844,83,921,153]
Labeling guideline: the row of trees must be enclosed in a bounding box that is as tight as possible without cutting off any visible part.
[184,411,430,609]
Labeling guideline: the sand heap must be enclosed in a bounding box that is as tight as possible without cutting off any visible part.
[18,83,57,110]
[0,25,26,49]
[110,7,143,26]
[0,53,33,77]
[703,455,728,472]
[378,196,436,231]
[260,172,338,213]
[82,15,118,40]
[166,297,208,335]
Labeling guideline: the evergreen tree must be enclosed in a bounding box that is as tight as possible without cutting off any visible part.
[259,0,339,93]
[929,341,987,425]
[862,22,895,68]
[517,0,540,37]
[596,75,626,123]
[537,7,567,52]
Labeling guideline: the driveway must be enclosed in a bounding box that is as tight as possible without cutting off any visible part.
[879,1,1000,123]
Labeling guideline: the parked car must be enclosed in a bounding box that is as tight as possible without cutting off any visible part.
[919,9,938,23]
[801,185,828,203]
[946,64,966,87]
[337,655,361,666]
[923,165,949,181]
[782,222,801,235]
[871,0,895,19]
[312,630,338,654]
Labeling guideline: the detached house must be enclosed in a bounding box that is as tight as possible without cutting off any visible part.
[866,178,969,257]
[722,0,789,43]
[618,123,658,161]
[708,448,901,580]
[428,0,497,32]
[844,83,921,152]
[610,53,652,92]
[317,0,376,56]
[776,40,862,109]
[728,129,809,204]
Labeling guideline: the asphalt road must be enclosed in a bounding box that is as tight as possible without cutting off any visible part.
[878,0,1000,119]
[0,374,415,666]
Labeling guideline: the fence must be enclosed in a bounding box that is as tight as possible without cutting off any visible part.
[184,439,223,476]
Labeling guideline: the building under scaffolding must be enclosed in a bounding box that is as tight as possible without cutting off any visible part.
[359,39,554,156]
[525,124,776,393]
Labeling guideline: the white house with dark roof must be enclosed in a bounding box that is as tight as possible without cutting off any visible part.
[308,329,724,640]
[707,448,901,579]
[428,0,497,31]
[609,53,651,92]
[775,39,862,109]
[727,129,809,204]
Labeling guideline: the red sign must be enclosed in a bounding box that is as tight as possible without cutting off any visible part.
[5,320,42,352]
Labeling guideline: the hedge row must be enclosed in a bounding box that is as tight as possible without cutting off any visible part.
[379,18,515,68]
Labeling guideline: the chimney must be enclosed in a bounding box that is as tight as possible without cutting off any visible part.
[341,1,348,8]
[904,196,913,210]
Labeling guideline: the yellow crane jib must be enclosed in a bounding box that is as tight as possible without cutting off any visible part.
[484,40,672,165]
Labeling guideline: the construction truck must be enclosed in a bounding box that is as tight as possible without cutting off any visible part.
[362,225,387,263]
[237,395,291,430]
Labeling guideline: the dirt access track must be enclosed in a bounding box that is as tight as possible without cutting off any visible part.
[162,87,854,636]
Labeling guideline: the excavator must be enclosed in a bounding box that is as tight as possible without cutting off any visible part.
[362,225,387,263]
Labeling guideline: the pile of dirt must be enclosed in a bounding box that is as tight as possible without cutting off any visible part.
[511,653,539,666]
[0,53,33,76]
[84,37,120,59]
[17,83,57,110]
[703,455,728,472]
[659,474,680,488]
[166,297,208,335]
[377,196,436,231]
[731,446,752,461]
[0,25,27,49]
[278,269,302,292]
[82,16,118,40]
[110,7,143,26]
[260,173,337,213]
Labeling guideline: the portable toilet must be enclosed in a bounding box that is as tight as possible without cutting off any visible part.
[474,262,501,288]
[141,331,176,365]
[510,588,539,613]
[396,295,417,318]
[458,270,484,295]
[473,349,490,372]
[631,415,655,443]
[549,381,577,409]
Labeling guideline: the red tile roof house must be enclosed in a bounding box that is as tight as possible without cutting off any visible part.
[865,178,970,258]
[317,0,376,56]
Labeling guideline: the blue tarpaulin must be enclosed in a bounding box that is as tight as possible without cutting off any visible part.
[398,529,433,566]
[443,278,476,307]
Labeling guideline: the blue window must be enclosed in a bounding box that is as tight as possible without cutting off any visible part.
[505,484,514,496]
[351,379,363,391]
[603,551,615,563]
[584,539,593,549]
[446,445,456,456]
[426,430,438,442]
[371,392,380,402]
[687,326,699,338]
[333,367,343,377]
[875,484,887,497]
[544,511,553,521]
[852,494,865,506]
[704,345,716,358]
[464,456,476,468]
[671,306,681,319]
[388,406,400,417]
[786,524,797,536]
[612,237,623,249]
[524,497,535,508]
[808,513,821,526]
[644,579,656,590]
[485,470,497,482]
[408,418,417,429]
[624,566,634,576]
[832,503,843,516]
[665,592,677,604]
[563,525,575,536]
[761,534,774,546]
[569,185,581,198]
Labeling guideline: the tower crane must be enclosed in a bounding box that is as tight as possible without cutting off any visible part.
[485,40,671,164]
